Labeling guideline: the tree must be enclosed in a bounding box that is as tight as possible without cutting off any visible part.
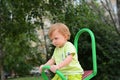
[116,0,120,34]
[0,0,45,79]
[100,0,120,35]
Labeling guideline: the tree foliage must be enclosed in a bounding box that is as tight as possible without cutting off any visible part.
[0,0,46,78]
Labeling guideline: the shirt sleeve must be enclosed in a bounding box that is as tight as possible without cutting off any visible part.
[64,42,77,57]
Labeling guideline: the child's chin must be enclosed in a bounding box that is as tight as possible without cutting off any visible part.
[56,46,60,47]
[56,45,60,47]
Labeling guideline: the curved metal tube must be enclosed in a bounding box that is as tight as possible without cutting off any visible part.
[41,65,67,80]
[74,28,97,80]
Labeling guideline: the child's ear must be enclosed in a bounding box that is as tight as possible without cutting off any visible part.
[64,34,68,40]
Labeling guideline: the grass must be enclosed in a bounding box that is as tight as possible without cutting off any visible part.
[8,76,43,80]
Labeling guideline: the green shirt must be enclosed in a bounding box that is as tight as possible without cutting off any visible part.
[52,41,84,75]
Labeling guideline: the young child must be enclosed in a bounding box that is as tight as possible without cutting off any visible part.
[39,23,84,80]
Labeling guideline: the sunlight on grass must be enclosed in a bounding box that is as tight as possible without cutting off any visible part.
[8,76,43,80]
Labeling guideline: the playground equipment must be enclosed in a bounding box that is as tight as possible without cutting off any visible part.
[41,65,67,80]
[74,28,97,80]
[41,28,97,80]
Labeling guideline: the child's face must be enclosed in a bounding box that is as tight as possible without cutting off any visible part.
[50,30,67,47]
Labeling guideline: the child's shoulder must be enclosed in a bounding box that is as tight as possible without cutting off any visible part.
[66,41,73,45]
[65,41,74,47]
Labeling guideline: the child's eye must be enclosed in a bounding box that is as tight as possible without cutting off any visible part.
[55,37,58,40]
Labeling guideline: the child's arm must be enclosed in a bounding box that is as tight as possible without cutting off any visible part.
[45,58,55,65]
[50,54,73,73]
[57,54,73,68]
[39,58,55,72]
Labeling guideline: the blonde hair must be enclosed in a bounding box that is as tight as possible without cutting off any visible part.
[48,23,71,40]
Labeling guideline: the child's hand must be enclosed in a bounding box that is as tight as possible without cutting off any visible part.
[50,65,59,73]
[39,65,44,73]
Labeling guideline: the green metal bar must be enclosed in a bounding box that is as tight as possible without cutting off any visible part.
[41,65,67,80]
[74,28,97,80]
[41,65,50,80]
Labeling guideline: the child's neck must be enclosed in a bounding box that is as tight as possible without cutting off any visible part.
[58,41,67,48]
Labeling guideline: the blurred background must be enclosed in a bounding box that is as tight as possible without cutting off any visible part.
[0,0,120,80]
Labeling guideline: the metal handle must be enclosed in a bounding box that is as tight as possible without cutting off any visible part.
[41,65,67,80]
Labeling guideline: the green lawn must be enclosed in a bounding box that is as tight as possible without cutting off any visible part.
[8,76,43,80]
